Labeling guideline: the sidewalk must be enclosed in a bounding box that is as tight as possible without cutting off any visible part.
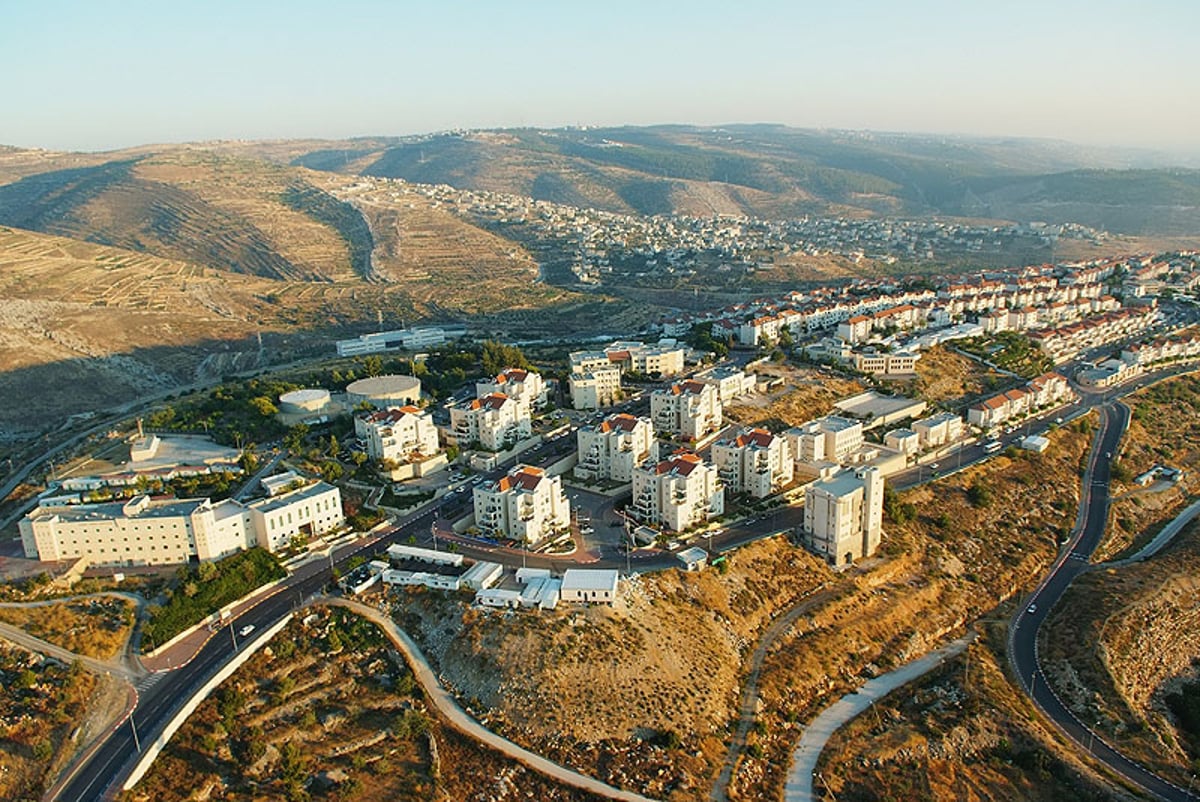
[783,633,974,802]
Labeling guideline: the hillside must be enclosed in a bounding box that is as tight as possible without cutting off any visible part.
[291,126,1200,235]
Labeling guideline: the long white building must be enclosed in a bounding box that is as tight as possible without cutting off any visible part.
[355,406,440,463]
[473,465,570,544]
[650,380,723,441]
[450,393,531,451]
[711,427,794,498]
[802,467,883,567]
[20,480,344,566]
[630,452,724,532]
[576,413,654,483]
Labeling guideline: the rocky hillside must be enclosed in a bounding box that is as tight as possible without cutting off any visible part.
[393,425,1089,801]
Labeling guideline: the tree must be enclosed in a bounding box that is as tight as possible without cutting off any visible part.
[362,355,384,377]
[326,628,343,652]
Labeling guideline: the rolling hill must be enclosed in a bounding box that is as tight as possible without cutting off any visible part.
[291,125,1200,235]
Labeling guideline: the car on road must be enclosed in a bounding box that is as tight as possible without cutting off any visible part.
[239,624,256,637]
[1026,604,1037,615]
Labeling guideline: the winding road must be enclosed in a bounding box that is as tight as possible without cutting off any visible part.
[1009,400,1196,801]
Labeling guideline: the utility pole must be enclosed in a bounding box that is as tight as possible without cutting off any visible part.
[230,624,238,653]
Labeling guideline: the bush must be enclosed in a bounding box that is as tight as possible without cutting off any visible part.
[141,548,285,649]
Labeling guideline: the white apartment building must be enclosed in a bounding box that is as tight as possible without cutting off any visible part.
[575,413,654,483]
[650,380,723,441]
[21,481,344,566]
[569,367,621,410]
[803,467,884,567]
[605,341,685,377]
[476,368,547,414]
[472,465,570,544]
[711,428,794,498]
[630,452,725,532]
[355,406,440,463]
[912,412,964,450]
[694,366,756,403]
[450,393,531,451]
[884,428,921,456]
[785,416,864,465]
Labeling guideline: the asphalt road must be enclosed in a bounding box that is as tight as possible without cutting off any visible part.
[1008,402,1196,801]
[56,503,438,802]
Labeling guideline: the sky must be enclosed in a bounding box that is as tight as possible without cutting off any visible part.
[2,0,1198,156]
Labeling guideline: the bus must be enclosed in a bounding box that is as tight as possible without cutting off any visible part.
[983,439,1003,454]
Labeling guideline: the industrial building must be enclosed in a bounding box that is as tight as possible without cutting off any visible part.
[345,374,423,409]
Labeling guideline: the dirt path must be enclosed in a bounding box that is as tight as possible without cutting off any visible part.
[325,598,660,802]
[709,582,839,802]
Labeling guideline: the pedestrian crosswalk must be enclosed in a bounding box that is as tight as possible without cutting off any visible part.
[134,671,166,692]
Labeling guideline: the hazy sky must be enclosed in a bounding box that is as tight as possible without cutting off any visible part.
[3,0,1198,154]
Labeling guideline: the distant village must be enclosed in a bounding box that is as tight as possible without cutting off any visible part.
[335,175,1109,288]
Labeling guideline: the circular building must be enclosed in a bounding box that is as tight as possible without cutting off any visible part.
[345,374,422,409]
[279,388,332,415]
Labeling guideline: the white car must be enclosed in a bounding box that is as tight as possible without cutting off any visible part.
[239,624,256,637]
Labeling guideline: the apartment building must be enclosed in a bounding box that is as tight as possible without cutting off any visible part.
[967,372,1073,429]
[575,413,654,483]
[472,465,570,544]
[802,467,884,567]
[355,406,440,463]
[711,428,794,498]
[450,393,531,451]
[630,452,724,532]
[912,412,964,450]
[21,480,344,566]
[694,366,756,403]
[650,380,723,441]
[604,341,685,377]
[784,416,864,465]
[569,367,622,410]
[476,368,547,414]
